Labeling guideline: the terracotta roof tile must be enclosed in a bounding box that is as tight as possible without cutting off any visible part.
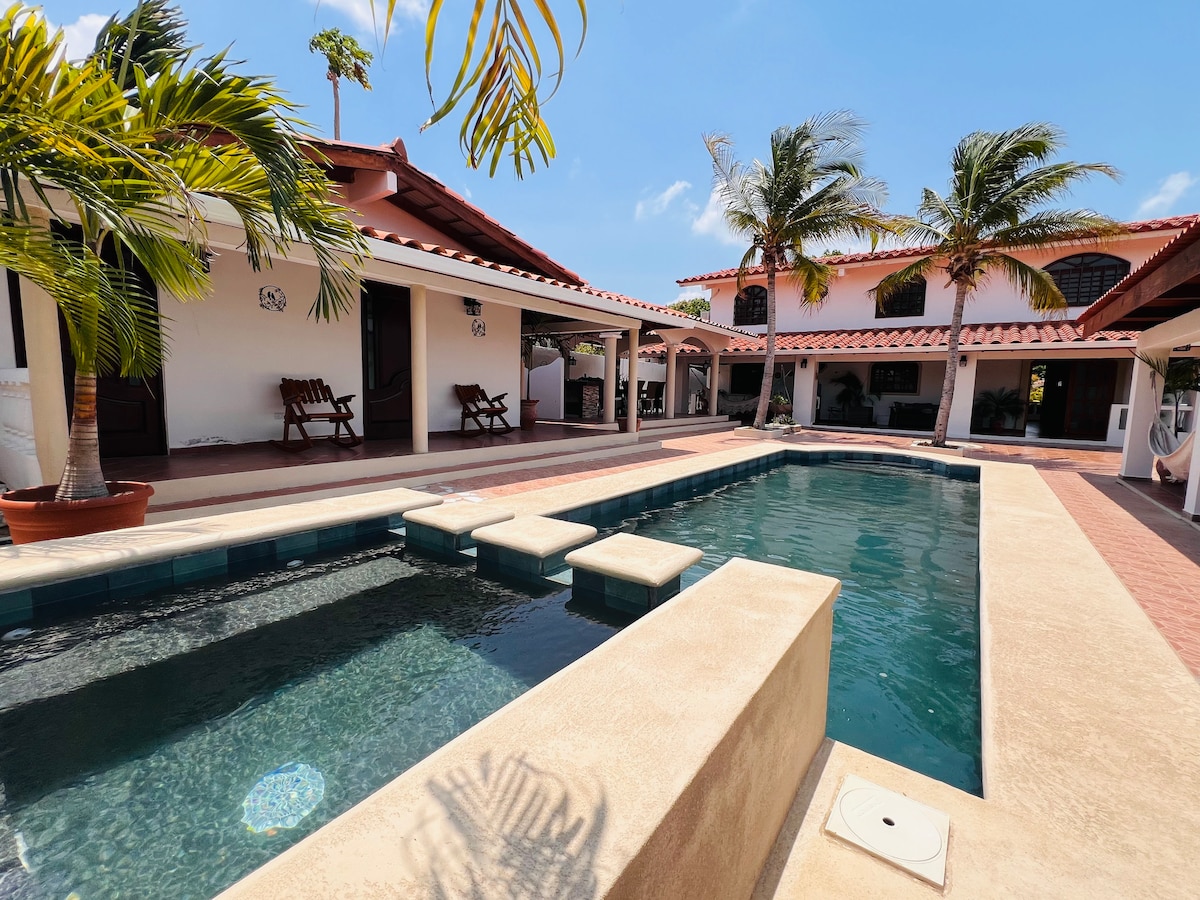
[360,227,749,333]
[677,215,1200,285]
[642,321,1137,355]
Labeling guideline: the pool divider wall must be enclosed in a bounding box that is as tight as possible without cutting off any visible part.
[217,558,841,899]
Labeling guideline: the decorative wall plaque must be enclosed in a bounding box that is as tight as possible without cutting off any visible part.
[259,285,287,311]
[471,318,487,337]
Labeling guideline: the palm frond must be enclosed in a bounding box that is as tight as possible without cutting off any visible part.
[988,209,1123,249]
[869,255,938,309]
[981,252,1067,316]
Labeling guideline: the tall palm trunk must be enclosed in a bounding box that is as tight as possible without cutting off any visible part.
[55,370,109,500]
[331,75,341,140]
[754,256,778,429]
[932,280,970,446]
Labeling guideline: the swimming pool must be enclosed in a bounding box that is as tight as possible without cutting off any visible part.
[0,451,981,898]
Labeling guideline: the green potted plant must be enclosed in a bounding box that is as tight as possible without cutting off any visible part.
[0,3,364,543]
[830,372,877,426]
[972,388,1024,432]
[769,393,793,419]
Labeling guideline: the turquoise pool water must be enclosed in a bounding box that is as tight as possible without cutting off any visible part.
[607,461,982,794]
[0,546,621,899]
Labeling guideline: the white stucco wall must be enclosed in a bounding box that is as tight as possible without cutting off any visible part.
[704,232,1175,333]
[351,200,474,250]
[162,255,363,448]
[426,293,521,432]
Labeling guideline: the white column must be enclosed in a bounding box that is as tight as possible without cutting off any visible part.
[602,334,618,424]
[708,352,721,416]
[626,328,640,432]
[1184,422,1200,518]
[1120,357,1163,478]
[947,355,978,440]
[409,284,429,454]
[664,343,678,419]
[794,357,817,426]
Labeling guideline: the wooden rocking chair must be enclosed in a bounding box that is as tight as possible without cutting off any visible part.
[274,378,362,452]
[455,384,513,435]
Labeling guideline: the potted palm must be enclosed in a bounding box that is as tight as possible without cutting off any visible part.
[0,3,364,543]
[830,372,877,426]
[972,388,1024,432]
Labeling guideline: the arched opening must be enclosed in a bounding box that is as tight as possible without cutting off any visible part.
[1045,254,1130,307]
[733,285,768,326]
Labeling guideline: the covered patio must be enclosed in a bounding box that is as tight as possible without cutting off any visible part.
[1081,219,1200,519]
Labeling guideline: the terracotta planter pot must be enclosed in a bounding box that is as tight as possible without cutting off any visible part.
[618,417,643,433]
[519,399,539,431]
[0,481,154,544]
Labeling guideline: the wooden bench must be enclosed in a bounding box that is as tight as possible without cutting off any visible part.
[273,378,361,452]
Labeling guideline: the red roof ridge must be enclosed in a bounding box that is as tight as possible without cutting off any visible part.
[678,214,1200,285]
[641,320,1137,354]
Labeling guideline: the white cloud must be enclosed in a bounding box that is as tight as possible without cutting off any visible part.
[690,188,742,246]
[60,13,107,61]
[635,180,691,220]
[310,0,426,36]
[1136,171,1197,218]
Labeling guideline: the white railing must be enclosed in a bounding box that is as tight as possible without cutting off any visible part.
[0,368,40,489]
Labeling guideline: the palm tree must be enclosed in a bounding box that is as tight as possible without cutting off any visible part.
[373,0,587,177]
[0,1,366,502]
[872,124,1120,447]
[705,113,892,428]
[308,28,373,140]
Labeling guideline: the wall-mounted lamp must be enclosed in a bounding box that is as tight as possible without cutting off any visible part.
[958,354,968,367]
[463,297,482,316]
[799,357,809,369]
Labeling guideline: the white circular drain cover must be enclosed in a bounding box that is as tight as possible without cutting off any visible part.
[837,787,943,863]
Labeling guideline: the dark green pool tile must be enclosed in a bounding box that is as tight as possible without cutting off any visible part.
[108,561,174,598]
[31,574,108,611]
[172,548,228,585]
[317,525,357,549]
[228,540,273,567]
[355,516,391,537]
[0,589,32,627]
[274,532,319,560]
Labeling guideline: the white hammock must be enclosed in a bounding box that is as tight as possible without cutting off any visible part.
[1148,421,1196,482]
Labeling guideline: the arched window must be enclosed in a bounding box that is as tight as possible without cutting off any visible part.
[875,278,927,318]
[1045,254,1130,307]
[733,285,768,325]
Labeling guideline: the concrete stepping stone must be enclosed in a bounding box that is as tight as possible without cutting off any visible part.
[471,515,598,581]
[403,503,515,556]
[565,532,703,613]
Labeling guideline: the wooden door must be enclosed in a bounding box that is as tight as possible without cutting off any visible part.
[1063,359,1117,440]
[361,282,412,439]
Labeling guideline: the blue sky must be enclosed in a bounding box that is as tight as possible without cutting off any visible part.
[43,0,1200,304]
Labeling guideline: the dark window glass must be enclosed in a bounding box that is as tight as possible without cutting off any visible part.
[729,363,764,395]
[870,362,920,395]
[6,269,26,368]
[1045,254,1130,307]
[875,278,926,318]
[733,285,768,325]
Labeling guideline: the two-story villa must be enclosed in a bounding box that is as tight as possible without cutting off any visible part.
[668,216,1198,444]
